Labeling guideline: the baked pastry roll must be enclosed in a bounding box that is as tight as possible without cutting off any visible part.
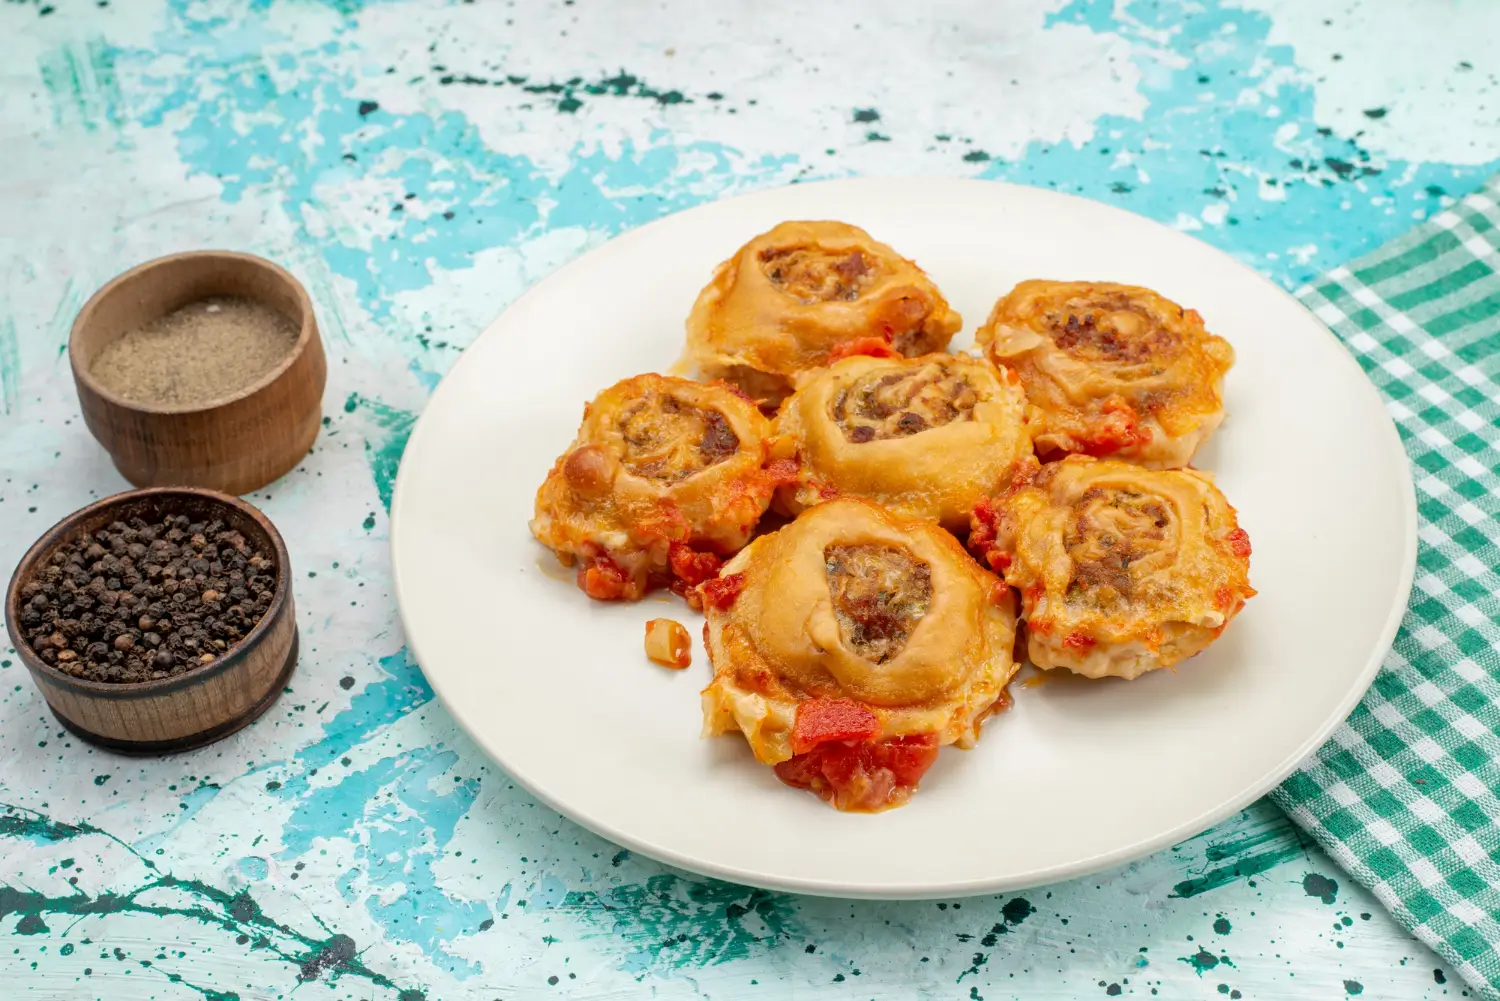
[971,456,1254,680]
[775,353,1033,532]
[685,221,963,406]
[975,281,1233,468]
[531,374,790,601]
[700,498,1018,811]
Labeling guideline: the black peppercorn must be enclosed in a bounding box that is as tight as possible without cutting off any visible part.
[18,515,276,684]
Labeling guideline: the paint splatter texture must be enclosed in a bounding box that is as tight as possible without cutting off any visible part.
[2,0,1496,998]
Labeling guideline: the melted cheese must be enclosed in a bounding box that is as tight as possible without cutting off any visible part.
[976,280,1234,469]
[992,456,1254,679]
[776,353,1034,531]
[685,221,962,406]
[530,373,779,600]
[701,498,1018,766]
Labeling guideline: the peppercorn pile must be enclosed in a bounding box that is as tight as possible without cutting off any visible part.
[16,515,277,684]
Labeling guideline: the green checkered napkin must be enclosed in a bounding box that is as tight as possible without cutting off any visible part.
[1271,173,1500,998]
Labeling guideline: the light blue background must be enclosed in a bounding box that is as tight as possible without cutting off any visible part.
[2,1,1496,998]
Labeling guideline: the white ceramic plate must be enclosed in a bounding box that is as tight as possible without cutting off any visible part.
[390,178,1415,898]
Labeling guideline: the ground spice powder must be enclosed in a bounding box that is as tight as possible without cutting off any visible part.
[90,295,298,407]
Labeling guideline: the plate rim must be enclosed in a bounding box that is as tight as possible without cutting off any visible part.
[390,176,1418,899]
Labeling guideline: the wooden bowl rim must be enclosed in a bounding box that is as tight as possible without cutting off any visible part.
[4,486,293,698]
[69,250,318,416]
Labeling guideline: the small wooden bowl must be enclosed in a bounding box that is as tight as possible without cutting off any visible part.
[70,251,328,496]
[5,487,297,754]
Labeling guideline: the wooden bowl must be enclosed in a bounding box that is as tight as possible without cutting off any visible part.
[5,487,297,754]
[70,251,328,495]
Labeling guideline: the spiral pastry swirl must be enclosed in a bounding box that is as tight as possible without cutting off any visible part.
[701,498,1018,811]
[531,374,790,602]
[971,455,1254,680]
[775,353,1033,531]
[685,221,962,406]
[975,281,1234,468]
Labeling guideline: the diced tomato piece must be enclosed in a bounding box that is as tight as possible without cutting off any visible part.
[1025,587,1053,635]
[698,572,746,611]
[880,734,942,788]
[744,666,779,696]
[773,734,940,811]
[828,337,900,363]
[634,503,690,543]
[1079,424,1151,457]
[714,380,756,404]
[791,698,880,755]
[1062,630,1096,651]
[968,496,1008,572]
[763,457,800,486]
[1224,527,1252,559]
[871,296,928,343]
[1080,398,1152,457]
[578,555,629,601]
[972,495,999,534]
[1214,583,1256,612]
[771,753,821,793]
[669,542,722,587]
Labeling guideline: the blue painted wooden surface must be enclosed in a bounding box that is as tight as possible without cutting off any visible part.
[2,1,1497,997]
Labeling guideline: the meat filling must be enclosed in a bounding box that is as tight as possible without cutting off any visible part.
[831,362,979,444]
[824,544,932,663]
[1063,487,1177,610]
[615,393,741,480]
[760,246,881,303]
[1043,292,1180,364]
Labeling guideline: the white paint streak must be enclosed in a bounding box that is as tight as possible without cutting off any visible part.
[351,0,1148,170]
[1237,0,1500,164]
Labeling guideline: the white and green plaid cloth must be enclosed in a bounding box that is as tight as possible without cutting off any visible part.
[1271,173,1500,999]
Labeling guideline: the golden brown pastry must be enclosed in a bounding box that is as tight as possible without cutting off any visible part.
[531,374,792,601]
[971,456,1254,680]
[775,352,1033,532]
[975,281,1233,468]
[700,498,1018,811]
[685,221,962,406]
